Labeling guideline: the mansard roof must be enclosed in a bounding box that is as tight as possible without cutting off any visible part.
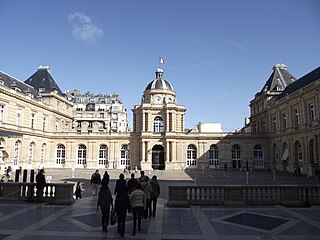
[24,66,64,95]
[0,71,39,98]
[259,64,296,95]
[277,66,320,100]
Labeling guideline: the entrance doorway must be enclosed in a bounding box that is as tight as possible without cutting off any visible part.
[152,145,165,170]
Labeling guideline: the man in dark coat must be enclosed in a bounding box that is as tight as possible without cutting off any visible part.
[97,181,113,233]
[36,169,46,202]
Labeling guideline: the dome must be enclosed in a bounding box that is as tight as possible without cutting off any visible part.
[145,67,174,91]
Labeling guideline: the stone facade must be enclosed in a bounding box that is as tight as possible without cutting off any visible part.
[0,64,319,174]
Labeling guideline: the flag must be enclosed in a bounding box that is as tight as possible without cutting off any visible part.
[159,57,165,64]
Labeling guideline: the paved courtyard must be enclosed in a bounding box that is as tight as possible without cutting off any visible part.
[0,169,320,239]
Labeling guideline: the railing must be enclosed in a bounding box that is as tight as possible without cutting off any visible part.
[167,185,320,207]
[0,182,75,204]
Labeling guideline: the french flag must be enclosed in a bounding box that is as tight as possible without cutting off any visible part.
[159,57,165,64]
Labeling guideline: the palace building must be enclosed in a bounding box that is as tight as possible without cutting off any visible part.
[0,64,319,175]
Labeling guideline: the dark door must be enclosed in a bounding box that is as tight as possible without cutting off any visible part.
[152,145,165,170]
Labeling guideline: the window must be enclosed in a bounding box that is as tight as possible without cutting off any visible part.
[309,139,314,164]
[186,145,197,166]
[231,144,241,169]
[16,111,21,126]
[0,105,4,122]
[309,103,315,121]
[294,109,300,126]
[272,117,277,132]
[294,141,303,166]
[40,144,46,164]
[153,116,164,133]
[253,144,264,168]
[100,113,104,118]
[28,143,34,165]
[56,144,65,165]
[209,145,219,168]
[112,113,118,120]
[282,113,287,129]
[43,118,46,131]
[99,145,108,165]
[120,144,130,166]
[13,141,20,166]
[31,113,35,129]
[77,144,87,165]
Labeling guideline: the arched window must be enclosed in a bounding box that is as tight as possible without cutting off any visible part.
[28,142,35,165]
[309,139,314,164]
[231,144,241,168]
[253,144,264,168]
[40,143,46,165]
[187,145,197,166]
[209,144,219,169]
[120,144,130,167]
[153,116,164,133]
[77,144,87,165]
[13,141,20,166]
[56,144,65,165]
[99,144,108,165]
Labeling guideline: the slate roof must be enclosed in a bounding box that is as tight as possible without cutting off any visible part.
[277,66,320,100]
[0,71,39,98]
[145,67,174,91]
[259,64,296,95]
[24,66,64,95]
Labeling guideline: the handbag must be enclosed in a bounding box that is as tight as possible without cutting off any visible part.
[110,209,117,225]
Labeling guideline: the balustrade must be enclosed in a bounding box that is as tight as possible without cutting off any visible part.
[168,185,320,207]
[0,182,75,204]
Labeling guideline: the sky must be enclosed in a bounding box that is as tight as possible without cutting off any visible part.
[0,0,319,131]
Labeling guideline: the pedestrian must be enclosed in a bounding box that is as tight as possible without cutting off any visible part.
[129,184,146,236]
[114,173,127,196]
[91,169,101,198]
[115,183,130,237]
[97,181,113,233]
[140,175,153,218]
[224,163,227,171]
[36,169,46,202]
[150,175,160,218]
[138,170,146,183]
[75,182,83,199]
[0,176,5,182]
[101,170,110,186]
[127,173,139,195]
[293,166,298,176]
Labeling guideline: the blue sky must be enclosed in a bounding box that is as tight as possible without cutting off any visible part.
[0,0,319,131]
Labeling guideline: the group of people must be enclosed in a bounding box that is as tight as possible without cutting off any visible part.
[91,169,160,238]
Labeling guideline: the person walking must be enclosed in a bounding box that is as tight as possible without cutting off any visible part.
[127,173,139,195]
[129,184,146,236]
[101,170,110,186]
[150,175,160,218]
[140,175,153,218]
[91,169,101,199]
[115,183,130,237]
[138,170,146,183]
[97,181,113,233]
[75,182,83,199]
[36,169,46,202]
[114,173,127,196]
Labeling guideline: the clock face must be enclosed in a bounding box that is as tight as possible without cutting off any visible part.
[156,96,162,103]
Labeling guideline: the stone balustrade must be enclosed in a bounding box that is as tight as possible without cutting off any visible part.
[167,185,320,207]
[0,182,75,204]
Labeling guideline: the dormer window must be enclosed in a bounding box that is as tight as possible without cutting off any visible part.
[0,80,4,85]
[39,87,45,92]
